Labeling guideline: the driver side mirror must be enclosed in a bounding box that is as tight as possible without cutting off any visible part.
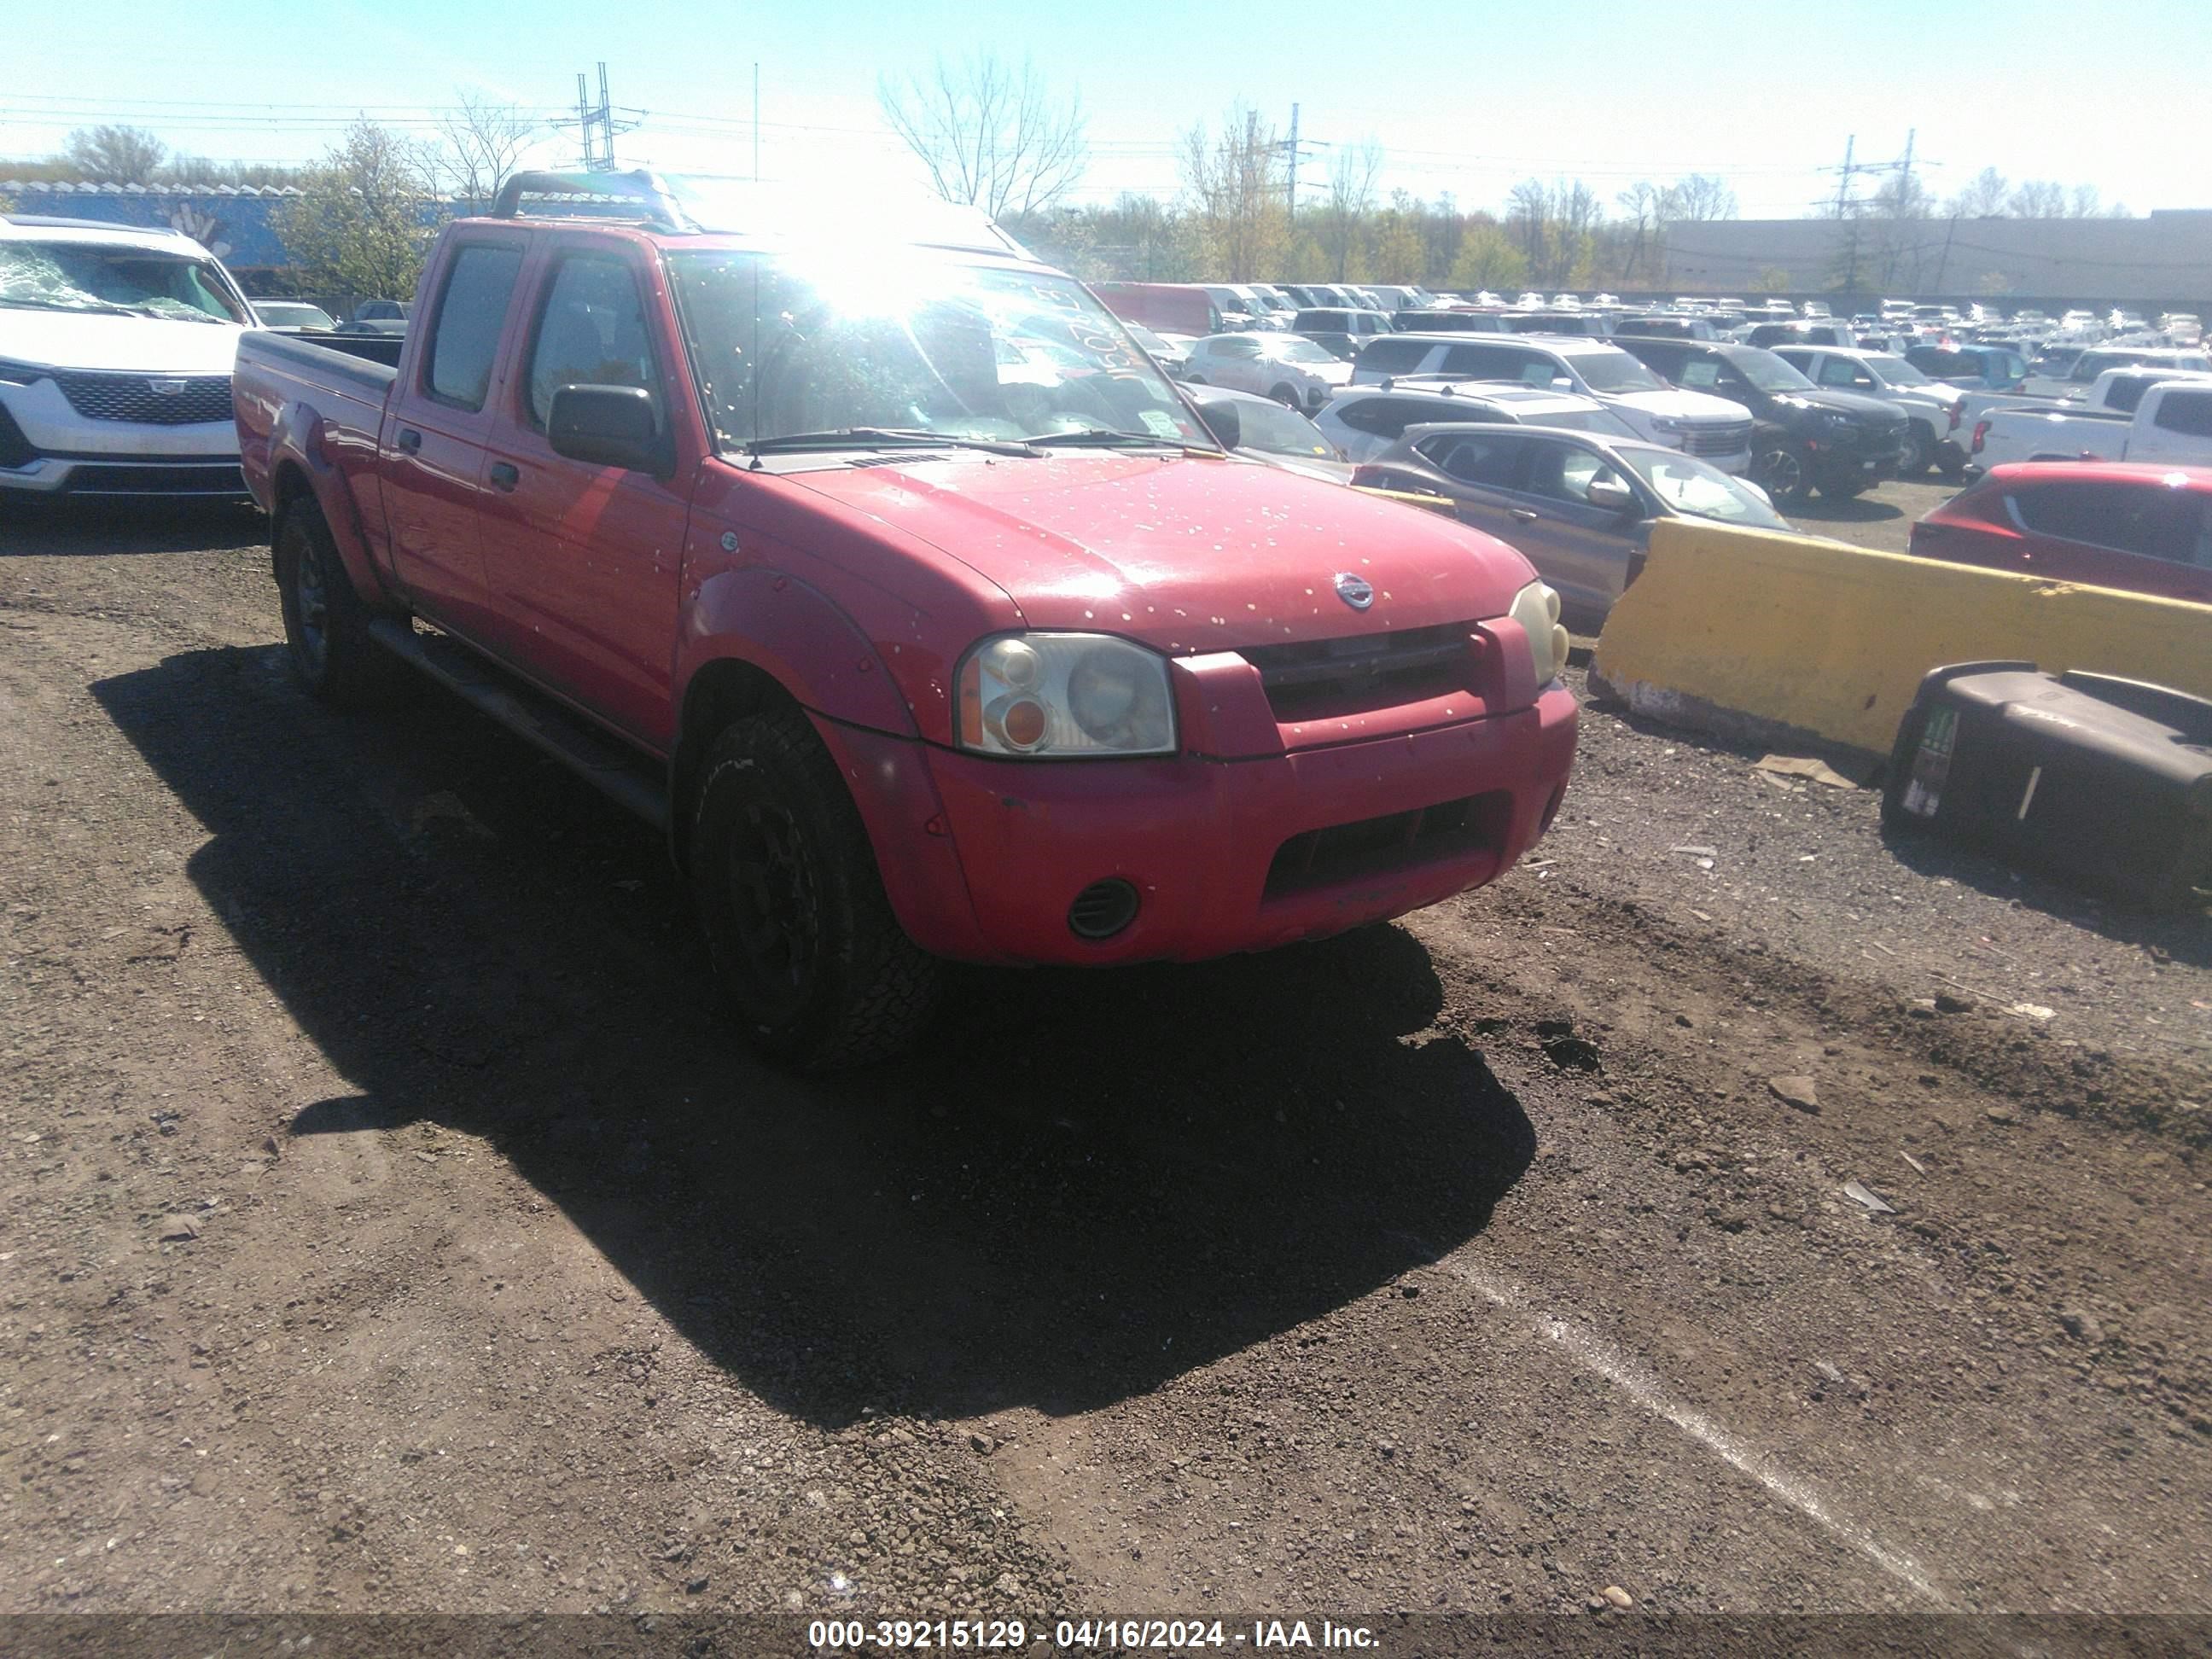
[548,384,669,474]
[1193,398,1241,451]
[1585,475,1637,515]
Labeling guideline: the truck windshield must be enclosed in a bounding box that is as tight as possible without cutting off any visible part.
[666,252,1208,452]
[0,242,246,324]
[1871,358,1934,387]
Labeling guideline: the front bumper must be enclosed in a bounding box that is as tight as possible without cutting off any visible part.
[0,381,245,498]
[835,682,1580,968]
[1806,434,1904,487]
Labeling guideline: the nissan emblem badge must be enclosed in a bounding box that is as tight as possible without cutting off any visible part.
[1333,572,1375,610]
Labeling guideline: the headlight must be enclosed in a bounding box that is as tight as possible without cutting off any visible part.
[1647,416,1685,434]
[1819,410,1856,430]
[956,632,1177,758]
[0,358,49,386]
[1509,580,1569,688]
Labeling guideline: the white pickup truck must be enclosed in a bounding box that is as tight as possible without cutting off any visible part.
[1970,367,2212,472]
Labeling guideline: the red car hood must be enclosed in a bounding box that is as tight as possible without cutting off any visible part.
[783,451,1534,651]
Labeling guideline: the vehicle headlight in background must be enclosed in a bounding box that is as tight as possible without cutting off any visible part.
[0,359,49,385]
[1819,410,1857,430]
[1510,580,1569,688]
[957,633,1177,757]
[1647,416,1685,434]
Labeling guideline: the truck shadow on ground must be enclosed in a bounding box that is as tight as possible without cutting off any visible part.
[0,498,265,558]
[95,646,1536,1427]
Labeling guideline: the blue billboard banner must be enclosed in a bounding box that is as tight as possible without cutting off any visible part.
[0,181,455,274]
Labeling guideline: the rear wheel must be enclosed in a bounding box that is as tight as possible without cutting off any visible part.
[275,500,408,708]
[690,710,941,1070]
[1901,422,1936,477]
[1751,445,1812,505]
[1270,384,1301,410]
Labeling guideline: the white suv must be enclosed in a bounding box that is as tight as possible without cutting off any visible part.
[1316,381,1636,463]
[0,216,255,498]
[1350,334,1755,472]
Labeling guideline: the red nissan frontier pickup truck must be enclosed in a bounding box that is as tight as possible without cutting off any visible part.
[233,172,1577,1068]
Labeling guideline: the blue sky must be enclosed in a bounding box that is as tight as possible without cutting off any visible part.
[6,0,2208,218]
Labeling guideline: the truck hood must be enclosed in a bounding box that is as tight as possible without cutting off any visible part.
[0,309,245,375]
[785,451,1534,650]
[1778,387,1906,423]
[1606,387,1749,424]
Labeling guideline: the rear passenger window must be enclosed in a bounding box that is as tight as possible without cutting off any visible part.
[2152,389,2212,438]
[2015,482,2191,560]
[1441,344,1516,380]
[1358,338,1429,374]
[1420,434,1522,487]
[426,243,525,411]
[527,253,663,428]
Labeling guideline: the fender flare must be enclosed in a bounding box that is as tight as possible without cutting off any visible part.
[677,565,922,740]
[267,404,400,612]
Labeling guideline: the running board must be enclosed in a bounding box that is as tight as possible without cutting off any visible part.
[366,618,668,830]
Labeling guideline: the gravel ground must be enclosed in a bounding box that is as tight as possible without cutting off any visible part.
[2,486,2208,1631]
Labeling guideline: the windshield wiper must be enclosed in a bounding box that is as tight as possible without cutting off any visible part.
[744,427,1040,458]
[1018,427,1190,449]
[0,296,139,317]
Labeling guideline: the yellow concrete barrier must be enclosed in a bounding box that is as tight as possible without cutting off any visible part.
[1590,521,2212,756]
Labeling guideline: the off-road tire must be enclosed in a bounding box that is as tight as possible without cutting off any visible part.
[275,500,409,708]
[690,710,941,1070]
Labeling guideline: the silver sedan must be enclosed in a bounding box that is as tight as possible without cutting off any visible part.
[1350,423,1790,626]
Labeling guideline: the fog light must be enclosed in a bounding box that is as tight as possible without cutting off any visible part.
[1068,878,1139,940]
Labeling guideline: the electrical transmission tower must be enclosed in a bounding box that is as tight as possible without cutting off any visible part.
[1276,104,1324,226]
[558,63,646,172]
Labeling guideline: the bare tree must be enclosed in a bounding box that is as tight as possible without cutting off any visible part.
[880,53,1087,220]
[2008,179,2068,218]
[1505,179,1551,281]
[1615,181,1666,281]
[1666,173,1738,222]
[435,91,541,215]
[1946,166,2010,218]
[1177,104,1286,281]
[63,125,166,183]
[1317,139,1382,281]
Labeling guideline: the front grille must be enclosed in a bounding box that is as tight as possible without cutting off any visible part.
[1265,789,1511,899]
[1240,620,1481,723]
[61,462,247,497]
[1681,420,1753,457]
[52,371,234,427]
[0,402,33,469]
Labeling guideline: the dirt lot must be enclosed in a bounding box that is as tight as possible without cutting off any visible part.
[3,484,2209,1627]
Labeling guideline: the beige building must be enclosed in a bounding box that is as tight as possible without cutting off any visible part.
[1660,210,2212,306]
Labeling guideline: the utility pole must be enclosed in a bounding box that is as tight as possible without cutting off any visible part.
[1898,127,1916,209]
[558,61,644,172]
[1833,135,1854,219]
[1284,102,1300,227]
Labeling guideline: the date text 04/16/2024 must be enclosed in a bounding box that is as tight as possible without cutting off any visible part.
[806,1620,1380,1650]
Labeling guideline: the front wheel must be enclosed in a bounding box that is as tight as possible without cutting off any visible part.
[690,710,941,1070]
[1751,445,1812,505]
[1270,384,1301,410]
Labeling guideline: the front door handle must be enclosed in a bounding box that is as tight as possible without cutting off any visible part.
[394,428,422,454]
[1510,508,1540,523]
[488,462,520,492]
